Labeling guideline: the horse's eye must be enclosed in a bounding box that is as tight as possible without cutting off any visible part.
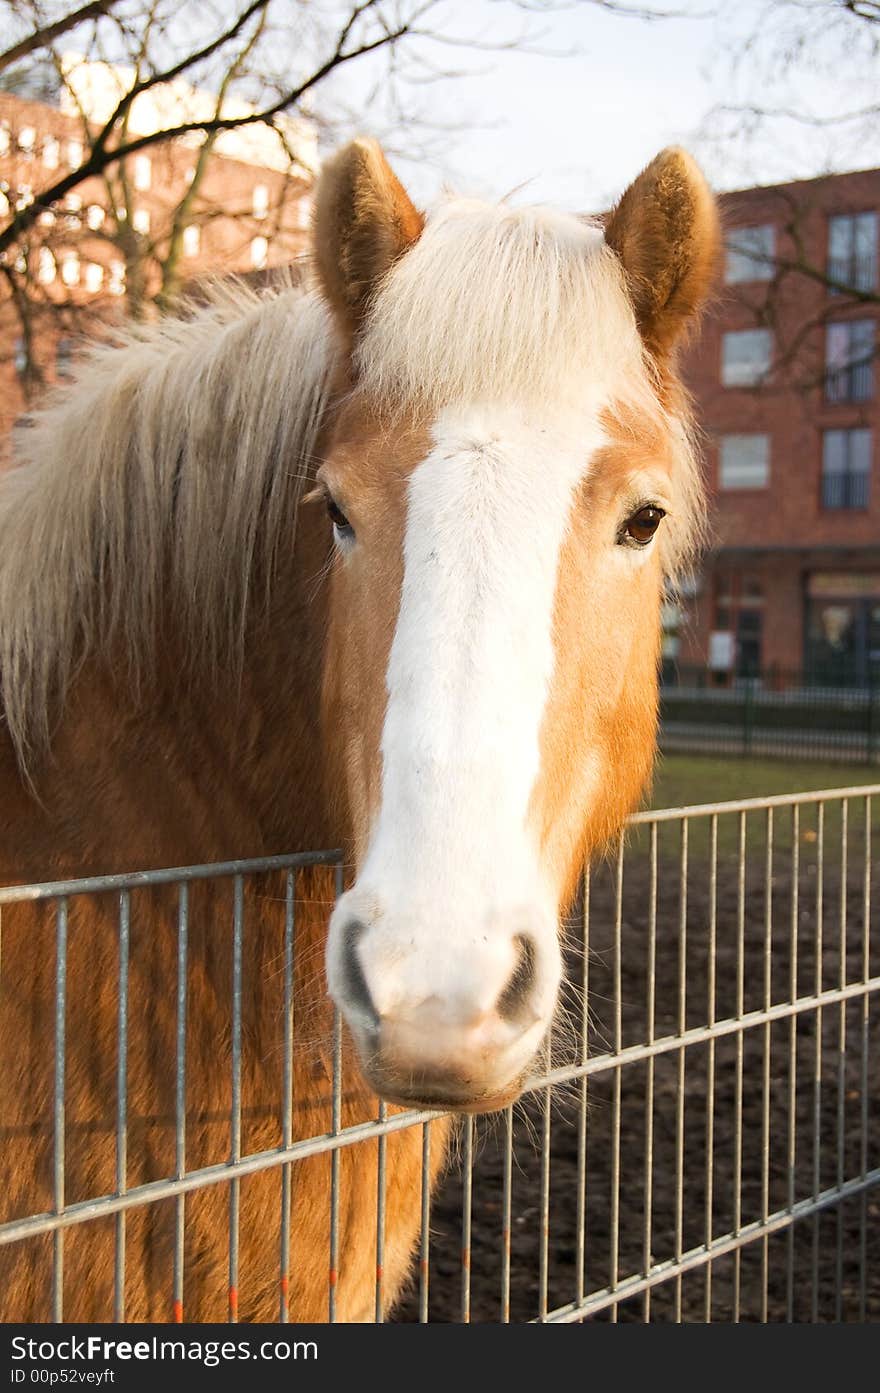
[623,505,665,546]
[326,494,352,535]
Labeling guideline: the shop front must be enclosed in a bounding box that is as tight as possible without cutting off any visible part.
[805,571,880,686]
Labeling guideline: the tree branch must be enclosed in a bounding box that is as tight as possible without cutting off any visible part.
[0,1,122,76]
[0,14,409,257]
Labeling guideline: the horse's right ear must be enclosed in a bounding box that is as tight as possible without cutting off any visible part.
[312,138,424,344]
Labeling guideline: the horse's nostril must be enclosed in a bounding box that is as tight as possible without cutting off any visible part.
[339,920,379,1033]
[496,933,538,1024]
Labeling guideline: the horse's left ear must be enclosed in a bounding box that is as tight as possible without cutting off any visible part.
[312,137,424,344]
[604,148,720,359]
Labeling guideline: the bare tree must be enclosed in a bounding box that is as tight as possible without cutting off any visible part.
[0,2,121,76]
[0,0,691,412]
[692,1,880,398]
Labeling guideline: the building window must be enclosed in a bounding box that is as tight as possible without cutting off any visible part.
[828,212,877,292]
[725,224,775,283]
[37,247,56,284]
[721,328,772,387]
[253,183,269,219]
[109,260,126,295]
[42,135,59,170]
[18,126,35,156]
[86,203,105,231]
[84,262,103,293]
[719,433,770,490]
[822,428,871,509]
[66,139,82,168]
[251,235,268,269]
[60,253,80,287]
[133,155,151,191]
[132,207,150,234]
[183,224,200,257]
[826,320,875,402]
[56,338,73,378]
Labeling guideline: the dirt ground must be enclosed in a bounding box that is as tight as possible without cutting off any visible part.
[395,806,880,1322]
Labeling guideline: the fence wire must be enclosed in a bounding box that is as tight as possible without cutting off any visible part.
[1,789,877,1323]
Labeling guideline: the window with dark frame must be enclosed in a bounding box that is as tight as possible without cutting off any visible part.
[828,212,877,292]
[825,320,875,402]
[821,427,871,509]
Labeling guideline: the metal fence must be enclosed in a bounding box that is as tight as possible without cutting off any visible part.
[660,671,880,763]
[1,786,878,1322]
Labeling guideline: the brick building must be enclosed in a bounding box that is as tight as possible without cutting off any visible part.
[673,167,880,687]
[0,58,315,442]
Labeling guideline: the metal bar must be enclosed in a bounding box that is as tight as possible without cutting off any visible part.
[733,811,746,1323]
[704,814,718,1323]
[419,1122,432,1324]
[673,819,688,1322]
[835,799,848,1322]
[811,801,825,1323]
[575,863,590,1314]
[227,876,243,1323]
[642,825,657,1323]
[760,807,774,1322]
[5,781,880,904]
[540,1165,880,1325]
[626,784,880,827]
[527,980,880,1085]
[0,849,344,904]
[858,795,871,1322]
[328,863,344,1324]
[461,1114,474,1324]
[172,884,188,1323]
[52,897,68,1323]
[501,1106,513,1323]
[786,805,800,1322]
[375,1102,388,1322]
[609,834,624,1322]
[113,890,130,1323]
[539,1039,552,1321]
[279,870,295,1324]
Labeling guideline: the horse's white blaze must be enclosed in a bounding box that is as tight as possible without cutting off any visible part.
[330,404,607,1031]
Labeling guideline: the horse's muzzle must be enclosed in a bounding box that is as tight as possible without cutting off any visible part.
[327,902,558,1111]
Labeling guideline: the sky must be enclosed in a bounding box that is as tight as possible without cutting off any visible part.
[324,0,880,213]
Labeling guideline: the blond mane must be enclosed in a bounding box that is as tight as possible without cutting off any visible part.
[0,278,337,765]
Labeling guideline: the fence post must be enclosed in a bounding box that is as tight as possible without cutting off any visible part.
[868,670,876,765]
[743,680,754,757]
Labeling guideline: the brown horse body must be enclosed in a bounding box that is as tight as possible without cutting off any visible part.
[0,494,445,1320]
[0,140,718,1320]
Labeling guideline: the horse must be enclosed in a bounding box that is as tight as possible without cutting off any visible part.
[0,138,719,1321]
